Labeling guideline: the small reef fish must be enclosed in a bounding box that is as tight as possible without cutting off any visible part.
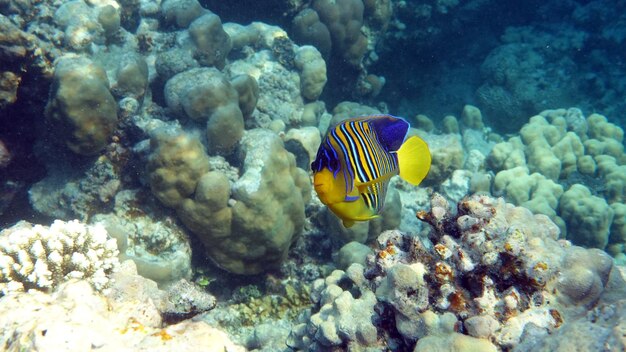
[311,114,431,228]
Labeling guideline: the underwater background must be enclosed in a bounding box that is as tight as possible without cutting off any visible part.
[0,0,625,350]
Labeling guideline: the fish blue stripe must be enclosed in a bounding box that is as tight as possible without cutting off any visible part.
[364,121,392,177]
[354,120,381,180]
[338,123,368,183]
[374,127,398,175]
[329,127,355,194]
[349,120,378,182]
[325,139,340,178]
[363,122,388,177]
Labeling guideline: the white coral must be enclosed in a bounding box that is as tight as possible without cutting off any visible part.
[0,220,119,295]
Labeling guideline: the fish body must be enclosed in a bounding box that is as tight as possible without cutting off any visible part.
[311,115,431,227]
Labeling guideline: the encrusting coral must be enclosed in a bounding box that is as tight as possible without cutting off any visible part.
[0,220,119,295]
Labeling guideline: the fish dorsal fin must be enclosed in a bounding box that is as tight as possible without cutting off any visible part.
[367,115,410,152]
[396,135,431,185]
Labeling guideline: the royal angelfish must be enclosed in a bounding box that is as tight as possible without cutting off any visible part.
[311,114,431,228]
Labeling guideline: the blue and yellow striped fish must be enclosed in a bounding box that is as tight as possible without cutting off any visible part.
[311,114,431,228]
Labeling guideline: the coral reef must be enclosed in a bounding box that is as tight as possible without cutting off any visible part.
[0,260,237,351]
[486,108,626,253]
[1,0,625,351]
[0,219,119,294]
[45,56,118,155]
[146,129,210,209]
[421,133,465,185]
[177,129,311,274]
[189,12,232,69]
[287,268,380,349]
[93,189,193,287]
[294,45,327,101]
[164,67,244,154]
[112,52,149,99]
[476,43,569,133]
[146,127,310,275]
[29,155,122,220]
[293,0,368,67]
[288,193,626,350]
[160,0,205,28]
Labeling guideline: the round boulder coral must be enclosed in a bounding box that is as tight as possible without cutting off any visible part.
[177,129,311,274]
[146,129,210,209]
[45,56,118,155]
[189,13,232,69]
[559,184,614,249]
[164,68,244,154]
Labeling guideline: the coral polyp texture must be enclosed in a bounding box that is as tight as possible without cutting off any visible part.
[486,108,626,256]
[0,260,241,351]
[164,67,245,154]
[45,56,118,155]
[288,193,625,350]
[0,220,119,295]
[147,128,311,275]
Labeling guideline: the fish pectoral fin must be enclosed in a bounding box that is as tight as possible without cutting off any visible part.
[342,220,355,228]
[342,214,379,228]
[355,174,393,194]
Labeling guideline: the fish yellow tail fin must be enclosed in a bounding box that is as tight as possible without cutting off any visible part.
[397,136,431,185]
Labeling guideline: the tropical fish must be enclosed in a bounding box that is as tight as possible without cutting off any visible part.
[311,114,431,228]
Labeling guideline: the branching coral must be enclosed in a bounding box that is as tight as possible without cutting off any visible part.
[0,220,119,295]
